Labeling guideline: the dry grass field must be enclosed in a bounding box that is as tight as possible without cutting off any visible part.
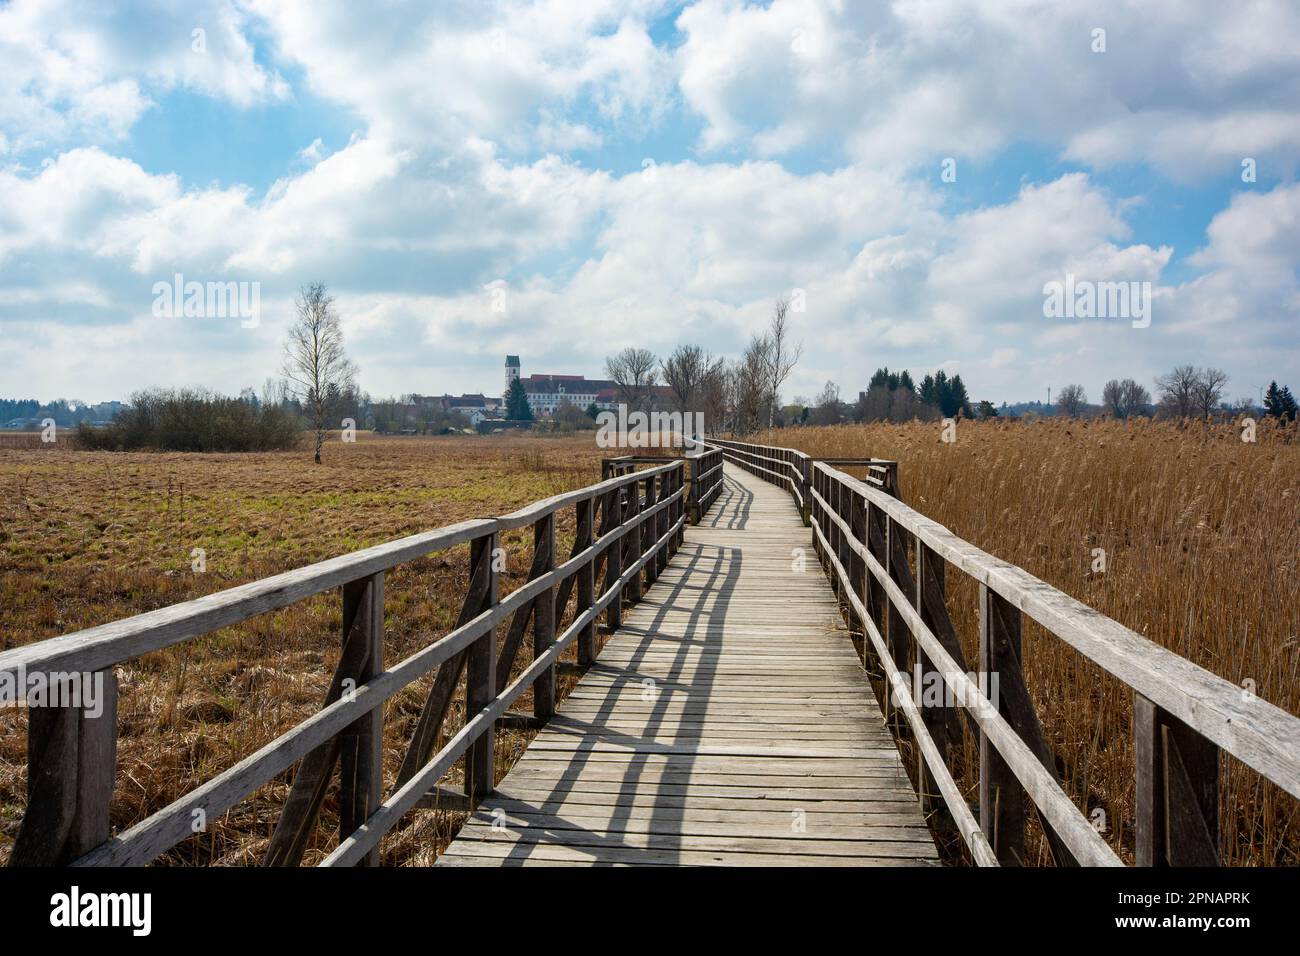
[750,417,1300,866]
[0,432,612,865]
[2,420,1296,867]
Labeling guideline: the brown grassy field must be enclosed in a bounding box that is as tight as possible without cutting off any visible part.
[2,421,1296,867]
[749,417,1299,866]
[0,432,613,865]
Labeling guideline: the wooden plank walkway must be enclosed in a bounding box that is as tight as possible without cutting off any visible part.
[438,466,939,866]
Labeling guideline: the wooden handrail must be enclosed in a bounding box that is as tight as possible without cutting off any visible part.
[712,437,1300,867]
[5,457,708,867]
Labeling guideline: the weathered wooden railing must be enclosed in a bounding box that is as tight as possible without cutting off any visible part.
[601,445,723,524]
[710,437,1300,867]
[708,436,897,520]
[1,460,694,867]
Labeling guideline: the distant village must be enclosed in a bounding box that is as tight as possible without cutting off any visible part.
[369,355,676,434]
[0,356,666,435]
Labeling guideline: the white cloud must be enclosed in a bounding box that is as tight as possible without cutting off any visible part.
[1,0,1298,407]
[674,0,1300,179]
[0,0,287,151]
[246,0,674,153]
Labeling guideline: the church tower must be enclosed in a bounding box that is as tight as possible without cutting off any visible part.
[504,355,521,399]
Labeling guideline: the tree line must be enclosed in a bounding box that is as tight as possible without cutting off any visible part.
[603,297,803,434]
[1050,367,1296,421]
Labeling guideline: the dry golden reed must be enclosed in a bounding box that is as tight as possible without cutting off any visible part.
[749,416,1299,865]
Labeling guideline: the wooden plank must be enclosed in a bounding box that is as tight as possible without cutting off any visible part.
[438,842,938,867]
[265,575,387,867]
[10,689,81,865]
[603,487,622,630]
[576,497,596,666]
[438,466,938,868]
[1135,694,1221,866]
[531,514,557,721]
[338,572,384,866]
[449,826,937,859]
[464,533,499,802]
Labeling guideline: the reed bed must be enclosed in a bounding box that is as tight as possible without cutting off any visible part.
[747,416,1299,865]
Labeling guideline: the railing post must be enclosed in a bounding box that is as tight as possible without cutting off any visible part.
[338,571,384,865]
[915,544,955,829]
[673,464,685,549]
[464,532,499,803]
[626,476,643,604]
[532,514,556,722]
[811,467,824,562]
[883,516,913,737]
[655,472,670,575]
[979,582,1026,864]
[644,474,660,584]
[576,497,596,666]
[688,457,701,524]
[836,482,853,607]
[848,492,868,647]
[1134,694,1220,866]
[800,458,812,525]
[10,668,118,865]
[604,487,623,629]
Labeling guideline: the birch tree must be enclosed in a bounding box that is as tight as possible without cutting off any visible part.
[282,283,358,464]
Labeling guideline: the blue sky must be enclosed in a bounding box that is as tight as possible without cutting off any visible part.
[1,0,1298,406]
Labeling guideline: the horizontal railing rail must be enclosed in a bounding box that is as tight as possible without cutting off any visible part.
[1,458,706,867]
[713,437,1300,867]
[601,444,723,525]
[707,436,897,518]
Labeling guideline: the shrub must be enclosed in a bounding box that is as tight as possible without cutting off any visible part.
[77,388,303,452]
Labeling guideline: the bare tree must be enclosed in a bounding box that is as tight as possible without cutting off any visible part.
[1102,378,1151,419]
[1056,383,1088,418]
[1155,365,1201,418]
[1193,367,1229,419]
[660,344,722,415]
[699,359,729,434]
[282,283,358,463]
[759,296,803,427]
[605,347,659,411]
[1101,379,1123,419]
[732,335,770,434]
[809,380,844,426]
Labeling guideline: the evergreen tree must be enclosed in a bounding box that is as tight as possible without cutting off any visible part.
[1284,386,1300,421]
[585,401,599,420]
[1263,381,1298,421]
[947,374,973,418]
[918,373,937,407]
[506,378,533,420]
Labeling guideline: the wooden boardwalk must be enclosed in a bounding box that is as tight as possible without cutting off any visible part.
[438,467,939,866]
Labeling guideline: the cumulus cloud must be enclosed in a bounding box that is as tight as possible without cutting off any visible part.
[245,0,675,153]
[1,0,1298,404]
[675,0,1300,179]
[0,0,287,151]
